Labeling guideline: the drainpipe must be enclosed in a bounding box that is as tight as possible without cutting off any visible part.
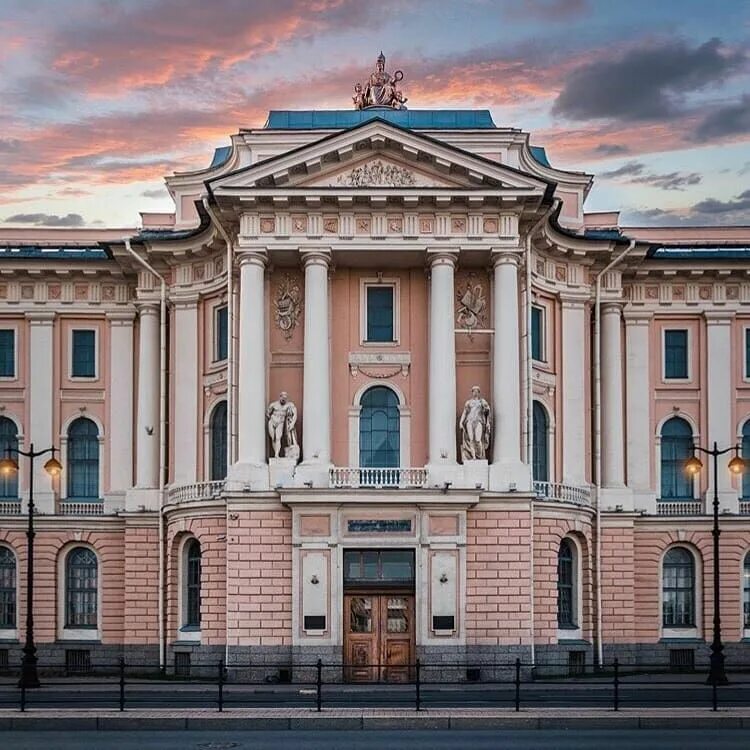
[124,238,168,672]
[593,238,635,668]
[203,198,234,668]
[523,201,557,668]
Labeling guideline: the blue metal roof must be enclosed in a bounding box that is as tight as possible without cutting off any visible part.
[530,145,551,168]
[584,228,624,240]
[209,145,232,169]
[264,109,496,130]
[0,246,109,260]
[649,247,750,260]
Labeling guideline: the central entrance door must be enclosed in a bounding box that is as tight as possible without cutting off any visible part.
[342,549,416,683]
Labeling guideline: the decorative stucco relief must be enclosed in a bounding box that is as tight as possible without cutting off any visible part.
[335,160,417,187]
[348,351,410,377]
[455,272,488,335]
[274,273,302,340]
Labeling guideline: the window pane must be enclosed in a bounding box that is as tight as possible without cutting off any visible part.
[72,330,96,378]
[746,329,750,380]
[0,330,15,377]
[531,307,543,362]
[65,548,98,628]
[662,547,695,627]
[215,307,228,362]
[366,287,394,342]
[185,540,201,627]
[350,597,373,633]
[210,402,227,480]
[744,554,750,629]
[0,417,18,499]
[664,330,688,379]
[532,402,549,482]
[67,418,99,500]
[359,387,399,468]
[557,540,576,628]
[743,422,750,500]
[660,418,693,500]
[0,547,15,628]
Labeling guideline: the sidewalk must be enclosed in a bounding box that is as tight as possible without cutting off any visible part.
[1,707,750,731]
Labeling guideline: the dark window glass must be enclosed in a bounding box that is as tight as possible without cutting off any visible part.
[746,329,750,379]
[531,306,544,362]
[660,417,693,500]
[743,421,750,500]
[343,549,415,585]
[210,402,227,481]
[67,418,99,501]
[663,547,695,627]
[557,539,576,628]
[0,546,16,629]
[185,540,201,628]
[215,306,228,362]
[0,417,18,499]
[744,553,750,629]
[65,547,98,628]
[0,330,15,377]
[71,330,96,378]
[366,287,394,342]
[532,401,549,482]
[359,386,399,468]
[664,329,688,379]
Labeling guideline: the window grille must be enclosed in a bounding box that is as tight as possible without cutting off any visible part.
[65,649,91,675]
[568,650,586,676]
[557,539,576,628]
[669,648,695,672]
[174,651,191,677]
[664,330,688,379]
[366,286,394,342]
[185,540,201,628]
[0,546,16,629]
[71,330,96,378]
[0,418,18,500]
[66,418,100,501]
[662,547,695,627]
[65,547,98,628]
[0,330,14,377]
[359,386,400,468]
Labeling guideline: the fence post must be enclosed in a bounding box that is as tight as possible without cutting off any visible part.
[514,658,521,712]
[20,680,25,712]
[712,678,717,712]
[415,658,421,712]
[316,659,322,712]
[119,657,125,712]
[218,660,224,713]
[613,658,619,712]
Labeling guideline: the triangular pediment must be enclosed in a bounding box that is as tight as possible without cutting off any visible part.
[209,118,551,195]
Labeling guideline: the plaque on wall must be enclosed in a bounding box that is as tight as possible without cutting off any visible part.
[347,519,412,533]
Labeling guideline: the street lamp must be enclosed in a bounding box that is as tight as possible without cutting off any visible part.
[0,444,62,689]
[685,442,746,686]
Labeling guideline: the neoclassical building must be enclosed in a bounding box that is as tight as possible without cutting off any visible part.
[1,90,750,679]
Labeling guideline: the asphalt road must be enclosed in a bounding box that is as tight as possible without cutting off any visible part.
[4,730,750,750]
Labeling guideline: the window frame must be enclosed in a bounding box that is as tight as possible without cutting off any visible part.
[69,327,98,380]
[531,305,546,363]
[0,327,17,380]
[358,385,401,469]
[360,278,400,346]
[0,545,17,635]
[658,416,696,502]
[61,545,99,640]
[209,400,228,481]
[65,417,101,502]
[743,551,750,637]
[557,537,582,640]
[742,419,750,501]
[661,546,698,637]
[0,416,19,500]
[744,326,750,383]
[179,537,202,638]
[532,400,551,483]
[213,304,228,363]
[662,327,690,382]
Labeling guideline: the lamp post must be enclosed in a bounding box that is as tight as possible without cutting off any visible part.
[0,444,62,689]
[685,442,745,686]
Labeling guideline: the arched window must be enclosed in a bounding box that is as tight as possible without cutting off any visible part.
[0,417,18,499]
[210,402,227,481]
[65,547,98,628]
[359,387,400,468]
[532,402,549,482]
[743,552,750,630]
[660,417,693,500]
[557,538,577,628]
[742,421,750,500]
[0,546,16,629]
[67,418,99,501]
[184,539,201,629]
[662,547,695,627]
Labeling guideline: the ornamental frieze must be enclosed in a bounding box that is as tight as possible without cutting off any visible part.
[335,159,417,187]
[273,273,302,340]
[455,272,489,335]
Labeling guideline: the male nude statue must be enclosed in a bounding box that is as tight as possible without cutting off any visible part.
[459,386,491,461]
[266,392,299,461]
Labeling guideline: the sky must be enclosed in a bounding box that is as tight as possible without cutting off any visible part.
[0,0,748,229]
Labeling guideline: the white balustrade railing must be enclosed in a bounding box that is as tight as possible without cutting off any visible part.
[533,481,592,507]
[329,467,427,489]
[0,500,21,515]
[739,500,750,515]
[656,501,704,516]
[167,480,225,504]
[59,501,104,516]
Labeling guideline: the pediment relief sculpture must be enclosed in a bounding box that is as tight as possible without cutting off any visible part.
[336,159,417,187]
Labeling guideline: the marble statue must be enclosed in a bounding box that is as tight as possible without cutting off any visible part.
[353,52,408,110]
[266,392,299,462]
[459,386,491,461]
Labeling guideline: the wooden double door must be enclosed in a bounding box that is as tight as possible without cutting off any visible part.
[343,592,415,682]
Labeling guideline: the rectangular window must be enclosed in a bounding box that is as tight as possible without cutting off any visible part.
[214,306,228,362]
[366,286,394,342]
[0,330,15,377]
[664,329,688,379]
[71,330,96,378]
[531,306,544,362]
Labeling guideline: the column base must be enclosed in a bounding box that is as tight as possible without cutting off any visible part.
[294,461,333,489]
[425,462,461,490]
[225,461,270,492]
[125,487,161,512]
[597,486,634,512]
[489,460,531,493]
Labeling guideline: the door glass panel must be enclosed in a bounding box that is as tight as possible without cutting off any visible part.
[381,550,414,582]
[350,597,373,633]
[386,597,408,633]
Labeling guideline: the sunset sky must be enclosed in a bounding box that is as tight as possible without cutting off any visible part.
[1,0,748,229]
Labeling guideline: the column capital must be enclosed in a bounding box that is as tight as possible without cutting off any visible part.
[106,310,136,325]
[237,250,268,269]
[24,311,55,324]
[171,294,199,309]
[704,310,735,325]
[427,249,458,268]
[491,250,522,268]
[135,302,160,317]
[623,310,652,325]
[299,247,332,268]
[601,301,624,315]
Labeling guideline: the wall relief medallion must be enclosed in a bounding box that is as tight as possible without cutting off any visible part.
[336,160,417,187]
[456,274,488,335]
[274,274,302,340]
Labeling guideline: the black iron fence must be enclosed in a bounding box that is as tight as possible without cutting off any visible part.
[1,659,749,713]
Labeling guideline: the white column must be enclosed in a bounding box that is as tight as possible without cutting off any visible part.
[427,252,458,472]
[134,304,160,489]
[601,303,625,488]
[706,312,737,512]
[172,297,199,485]
[624,312,653,512]
[561,298,587,486]
[300,249,331,466]
[489,251,529,491]
[26,312,55,512]
[229,251,269,490]
[107,312,134,498]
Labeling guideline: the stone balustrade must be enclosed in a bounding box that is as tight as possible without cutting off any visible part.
[329,467,428,489]
[533,481,592,507]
